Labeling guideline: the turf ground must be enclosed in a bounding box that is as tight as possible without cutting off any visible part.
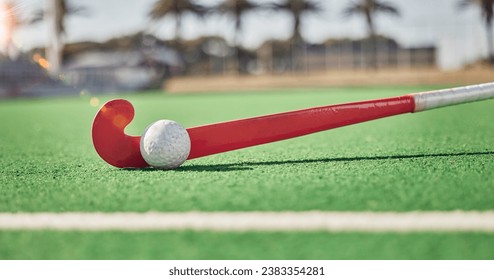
[1,85,493,259]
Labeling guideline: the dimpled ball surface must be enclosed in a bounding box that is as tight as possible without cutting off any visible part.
[140,120,191,169]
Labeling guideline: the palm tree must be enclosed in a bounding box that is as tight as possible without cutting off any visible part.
[343,0,399,68]
[215,0,264,73]
[148,0,207,44]
[270,0,322,71]
[272,0,322,43]
[30,0,89,75]
[344,0,399,38]
[458,0,494,62]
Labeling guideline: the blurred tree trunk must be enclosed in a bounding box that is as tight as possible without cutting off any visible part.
[486,18,494,62]
[46,0,63,76]
[365,10,378,69]
[234,16,242,74]
[458,0,494,64]
[343,0,400,70]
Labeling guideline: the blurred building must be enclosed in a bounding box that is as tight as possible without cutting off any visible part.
[62,33,182,93]
[257,36,436,73]
[63,48,180,93]
[170,36,437,75]
[0,33,183,98]
[0,33,438,98]
[0,57,78,98]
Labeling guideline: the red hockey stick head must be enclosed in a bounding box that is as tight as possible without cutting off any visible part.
[91,99,149,168]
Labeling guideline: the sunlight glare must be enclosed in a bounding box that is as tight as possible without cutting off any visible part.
[0,2,6,48]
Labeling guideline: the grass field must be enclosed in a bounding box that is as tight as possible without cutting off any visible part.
[1,85,493,259]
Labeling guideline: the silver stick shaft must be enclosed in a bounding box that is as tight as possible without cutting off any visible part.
[412,82,494,112]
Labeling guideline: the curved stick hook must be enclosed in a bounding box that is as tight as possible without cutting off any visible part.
[91,99,148,168]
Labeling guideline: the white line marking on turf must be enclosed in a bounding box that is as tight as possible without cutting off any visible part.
[1,211,494,232]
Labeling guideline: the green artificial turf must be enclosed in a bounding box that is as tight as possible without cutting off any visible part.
[1,231,493,260]
[1,85,493,259]
[1,86,493,212]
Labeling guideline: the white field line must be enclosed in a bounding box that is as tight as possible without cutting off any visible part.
[1,211,494,232]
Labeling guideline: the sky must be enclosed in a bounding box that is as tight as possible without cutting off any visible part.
[2,0,490,68]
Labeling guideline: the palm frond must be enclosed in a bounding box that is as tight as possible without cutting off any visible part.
[343,0,399,17]
[28,9,44,24]
[149,0,207,20]
[66,5,90,17]
[272,0,323,16]
[457,0,493,22]
[214,0,262,16]
[458,0,476,9]
[374,1,399,16]
[28,0,89,25]
[343,4,363,18]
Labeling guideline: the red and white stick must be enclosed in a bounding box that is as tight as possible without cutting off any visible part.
[92,82,494,168]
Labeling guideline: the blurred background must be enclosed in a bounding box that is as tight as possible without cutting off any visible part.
[1,0,493,98]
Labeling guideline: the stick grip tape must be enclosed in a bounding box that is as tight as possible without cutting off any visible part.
[412,82,494,112]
